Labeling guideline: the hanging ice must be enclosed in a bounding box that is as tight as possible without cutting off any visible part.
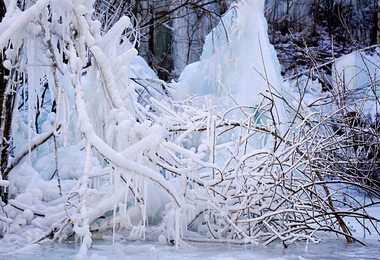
[172,0,283,110]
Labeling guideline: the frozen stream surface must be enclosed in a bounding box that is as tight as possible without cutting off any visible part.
[1,206,380,260]
[2,238,380,260]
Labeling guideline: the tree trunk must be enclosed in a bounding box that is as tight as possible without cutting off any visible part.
[0,1,13,203]
[378,0,380,44]
[0,67,14,204]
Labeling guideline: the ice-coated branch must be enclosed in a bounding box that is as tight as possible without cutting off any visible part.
[0,0,50,49]
[4,124,62,179]
[8,199,45,217]
[68,7,186,210]
[85,130,185,208]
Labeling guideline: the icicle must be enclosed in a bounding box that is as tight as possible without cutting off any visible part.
[62,90,71,147]
[134,174,138,206]
[27,39,35,164]
[75,141,93,259]
[142,177,148,240]
[175,208,180,249]
[121,175,130,228]
[113,167,121,244]
[112,200,116,243]
[180,210,184,239]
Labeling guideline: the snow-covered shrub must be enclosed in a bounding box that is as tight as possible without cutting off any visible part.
[0,0,187,257]
[0,0,379,258]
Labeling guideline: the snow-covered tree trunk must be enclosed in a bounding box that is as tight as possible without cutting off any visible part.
[0,58,13,203]
[0,0,13,203]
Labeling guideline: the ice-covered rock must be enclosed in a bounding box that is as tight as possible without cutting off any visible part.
[333,50,380,92]
[331,49,380,122]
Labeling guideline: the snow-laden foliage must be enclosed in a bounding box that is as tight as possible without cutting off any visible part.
[0,0,379,258]
[0,0,186,257]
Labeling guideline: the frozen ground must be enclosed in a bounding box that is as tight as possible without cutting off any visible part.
[0,205,378,260]
[2,236,379,260]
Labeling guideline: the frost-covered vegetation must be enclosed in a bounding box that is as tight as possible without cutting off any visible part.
[0,0,380,258]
